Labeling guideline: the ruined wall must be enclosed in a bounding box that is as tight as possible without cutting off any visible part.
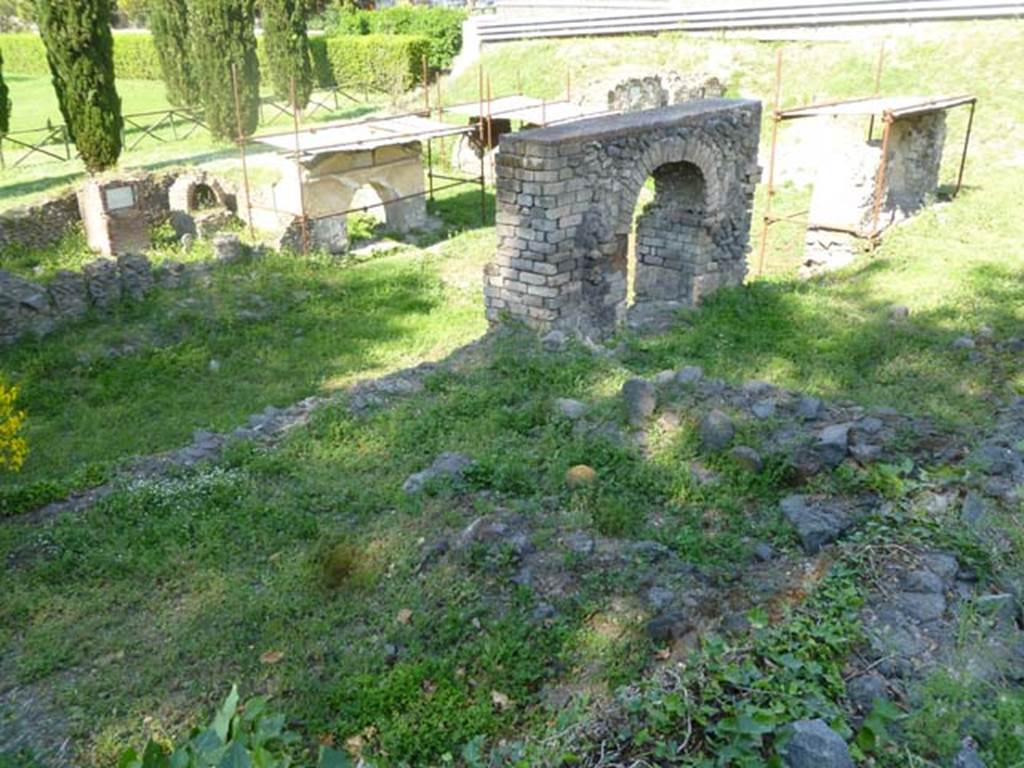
[0,173,177,253]
[0,234,245,346]
[606,71,728,113]
[803,111,947,272]
[240,143,428,254]
[485,99,761,336]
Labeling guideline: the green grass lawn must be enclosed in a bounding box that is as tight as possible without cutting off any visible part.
[1,19,1024,768]
[4,75,175,134]
[0,186,493,503]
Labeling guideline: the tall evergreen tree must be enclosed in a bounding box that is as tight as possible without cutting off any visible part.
[150,0,200,109]
[261,0,313,110]
[0,49,11,137]
[36,0,123,172]
[191,0,260,141]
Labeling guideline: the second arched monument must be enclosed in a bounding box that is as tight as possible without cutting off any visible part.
[485,99,762,336]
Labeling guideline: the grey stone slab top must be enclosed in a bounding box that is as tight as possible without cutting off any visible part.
[503,99,761,146]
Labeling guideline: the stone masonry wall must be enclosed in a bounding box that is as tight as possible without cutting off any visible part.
[803,111,948,273]
[485,99,762,336]
[0,234,244,346]
[0,173,177,254]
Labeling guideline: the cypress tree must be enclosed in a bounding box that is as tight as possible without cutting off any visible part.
[36,0,123,173]
[0,49,10,137]
[150,0,200,109]
[261,0,313,110]
[191,0,260,141]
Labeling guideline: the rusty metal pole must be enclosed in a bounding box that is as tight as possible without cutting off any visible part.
[867,42,886,140]
[232,63,256,241]
[479,67,486,225]
[954,100,976,197]
[486,75,494,152]
[756,49,783,277]
[427,138,435,203]
[291,77,310,256]
[869,113,894,251]
[422,55,430,114]
[436,76,447,167]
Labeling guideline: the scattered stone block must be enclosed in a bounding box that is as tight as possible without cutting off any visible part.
[781,495,846,554]
[779,719,854,768]
[622,379,657,426]
[699,409,735,451]
[555,398,587,420]
[212,233,244,263]
[676,365,704,385]
[402,452,474,494]
[730,445,764,473]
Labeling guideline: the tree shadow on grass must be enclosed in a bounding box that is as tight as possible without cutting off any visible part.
[0,253,482,488]
[626,258,1024,428]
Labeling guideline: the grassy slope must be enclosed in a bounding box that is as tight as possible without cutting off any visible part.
[0,20,1023,768]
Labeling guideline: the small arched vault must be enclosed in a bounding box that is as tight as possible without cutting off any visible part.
[485,99,762,336]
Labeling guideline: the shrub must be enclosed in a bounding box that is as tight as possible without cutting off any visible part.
[0,381,27,472]
[190,0,260,141]
[36,0,123,172]
[325,33,429,100]
[149,0,200,108]
[261,0,313,109]
[0,33,46,75]
[367,6,465,72]
[0,32,164,78]
[111,30,164,79]
[0,47,10,135]
[323,5,466,71]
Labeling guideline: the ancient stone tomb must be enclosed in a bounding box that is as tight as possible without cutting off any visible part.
[485,99,762,335]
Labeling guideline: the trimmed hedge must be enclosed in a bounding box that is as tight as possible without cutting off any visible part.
[2,31,336,88]
[0,31,162,78]
[257,35,333,90]
[324,6,465,71]
[111,32,163,80]
[326,34,430,96]
[0,33,48,76]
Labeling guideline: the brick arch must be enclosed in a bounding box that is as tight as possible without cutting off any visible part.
[621,135,725,233]
[485,100,762,337]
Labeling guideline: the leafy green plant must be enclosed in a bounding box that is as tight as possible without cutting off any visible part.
[118,685,353,768]
[552,565,865,766]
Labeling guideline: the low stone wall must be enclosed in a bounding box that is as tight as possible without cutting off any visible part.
[0,234,245,346]
[0,173,179,253]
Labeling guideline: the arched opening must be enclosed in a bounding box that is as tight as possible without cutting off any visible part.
[627,160,708,308]
[348,183,389,243]
[191,182,219,211]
